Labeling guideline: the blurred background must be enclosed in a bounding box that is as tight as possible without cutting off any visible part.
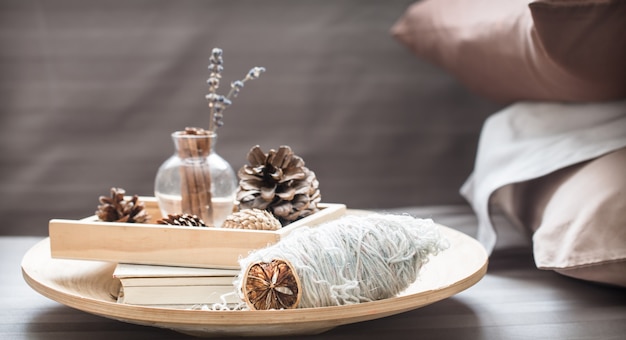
[0,0,501,235]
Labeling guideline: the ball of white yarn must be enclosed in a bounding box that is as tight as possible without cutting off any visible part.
[236,213,449,309]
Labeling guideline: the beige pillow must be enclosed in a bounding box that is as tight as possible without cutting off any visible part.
[496,148,626,287]
[391,0,626,103]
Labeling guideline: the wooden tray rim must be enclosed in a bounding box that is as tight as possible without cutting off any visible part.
[56,198,346,237]
[22,224,488,337]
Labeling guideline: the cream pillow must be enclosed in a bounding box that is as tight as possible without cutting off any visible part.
[391,0,626,103]
[525,148,626,287]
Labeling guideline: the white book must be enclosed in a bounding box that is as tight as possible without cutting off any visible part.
[113,263,239,286]
[118,285,242,305]
[113,263,242,306]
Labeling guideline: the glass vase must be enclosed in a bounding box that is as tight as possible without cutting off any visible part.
[154,130,237,227]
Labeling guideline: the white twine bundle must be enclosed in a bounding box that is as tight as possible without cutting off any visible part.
[235,213,449,309]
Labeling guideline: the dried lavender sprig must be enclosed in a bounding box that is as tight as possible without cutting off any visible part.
[206,48,225,132]
[207,48,223,92]
[246,66,266,81]
[227,80,244,99]
[225,67,266,100]
[205,48,265,132]
[205,93,232,128]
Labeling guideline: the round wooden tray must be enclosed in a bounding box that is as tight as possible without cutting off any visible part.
[21,225,488,337]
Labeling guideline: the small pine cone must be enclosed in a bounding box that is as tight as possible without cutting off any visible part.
[222,209,282,230]
[156,213,208,227]
[96,187,150,223]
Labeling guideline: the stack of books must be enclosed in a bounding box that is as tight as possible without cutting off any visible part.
[113,263,241,308]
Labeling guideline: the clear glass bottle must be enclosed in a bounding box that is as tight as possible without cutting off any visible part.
[154,130,237,227]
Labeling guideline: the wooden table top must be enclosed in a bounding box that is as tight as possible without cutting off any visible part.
[4,235,626,340]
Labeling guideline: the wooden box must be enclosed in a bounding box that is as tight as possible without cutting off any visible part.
[49,197,346,269]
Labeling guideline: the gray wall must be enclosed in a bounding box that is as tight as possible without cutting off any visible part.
[0,0,501,235]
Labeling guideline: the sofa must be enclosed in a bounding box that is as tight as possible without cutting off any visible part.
[1,0,624,338]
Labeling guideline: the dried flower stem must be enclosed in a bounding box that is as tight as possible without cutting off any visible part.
[205,48,265,133]
[206,48,224,133]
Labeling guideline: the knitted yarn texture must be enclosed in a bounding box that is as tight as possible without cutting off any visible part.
[236,213,449,309]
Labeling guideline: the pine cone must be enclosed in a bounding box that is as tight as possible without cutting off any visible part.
[236,145,321,225]
[96,187,150,223]
[156,213,207,227]
[222,209,282,230]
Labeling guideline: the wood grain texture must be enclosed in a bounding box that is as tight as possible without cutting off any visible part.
[22,226,487,337]
[48,199,346,269]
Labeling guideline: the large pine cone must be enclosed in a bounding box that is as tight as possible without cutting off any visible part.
[96,187,150,223]
[237,145,321,225]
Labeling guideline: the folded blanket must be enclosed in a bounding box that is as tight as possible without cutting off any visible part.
[461,100,626,254]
